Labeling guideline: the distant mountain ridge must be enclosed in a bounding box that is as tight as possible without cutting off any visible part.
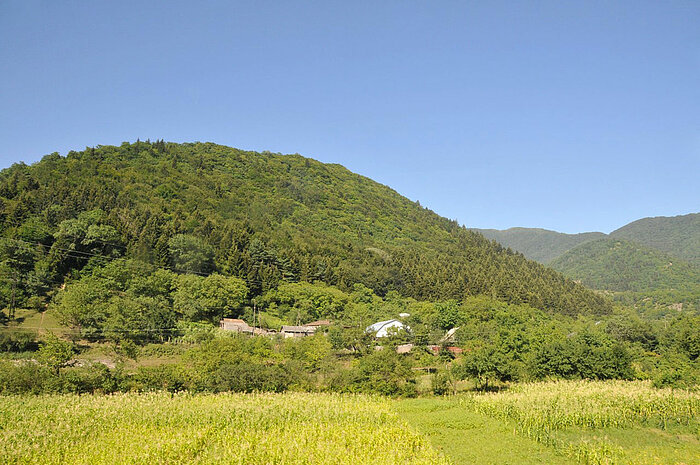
[471,227,605,263]
[473,214,700,309]
[610,213,700,266]
[472,213,699,266]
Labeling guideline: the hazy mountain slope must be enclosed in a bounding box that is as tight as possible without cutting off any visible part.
[610,213,700,265]
[0,141,610,316]
[549,238,700,293]
[471,227,605,263]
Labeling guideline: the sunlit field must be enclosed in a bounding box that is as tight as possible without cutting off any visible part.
[461,380,699,465]
[0,392,449,465]
[2,381,698,465]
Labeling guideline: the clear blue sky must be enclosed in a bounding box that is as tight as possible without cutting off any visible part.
[1,1,698,234]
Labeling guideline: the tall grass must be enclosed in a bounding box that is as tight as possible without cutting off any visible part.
[0,392,451,465]
[461,380,699,465]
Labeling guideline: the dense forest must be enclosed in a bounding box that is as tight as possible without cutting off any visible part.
[550,238,700,294]
[610,213,700,266]
[474,216,700,314]
[0,141,610,320]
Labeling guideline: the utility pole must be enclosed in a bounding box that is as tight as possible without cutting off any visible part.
[9,271,16,320]
[252,302,256,335]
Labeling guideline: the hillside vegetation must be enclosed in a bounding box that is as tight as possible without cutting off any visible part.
[610,213,700,265]
[0,140,609,317]
[475,215,700,313]
[474,213,700,268]
[472,227,605,263]
[4,142,698,399]
[550,238,700,293]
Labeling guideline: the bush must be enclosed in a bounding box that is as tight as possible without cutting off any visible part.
[206,362,293,393]
[651,354,699,390]
[0,360,124,394]
[133,365,188,392]
[335,348,416,397]
[0,361,52,394]
[431,369,455,396]
[59,363,123,394]
[530,332,633,381]
[0,330,38,352]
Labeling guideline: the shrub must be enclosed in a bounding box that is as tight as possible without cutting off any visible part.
[0,330,38,352]
[336,347,416,397]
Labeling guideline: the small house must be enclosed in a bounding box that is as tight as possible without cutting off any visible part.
[280,325,316,338]
[220,318,254,334]
[305,319,331,328]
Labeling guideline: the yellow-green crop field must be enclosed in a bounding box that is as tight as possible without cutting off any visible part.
[1,381,698,465]
[461,380,700,465]
[0,392,449,465]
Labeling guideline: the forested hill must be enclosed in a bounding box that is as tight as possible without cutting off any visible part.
[550,238,700,293]
[610,213,700,266]
[0,141,610,315]
[471,227,605,263]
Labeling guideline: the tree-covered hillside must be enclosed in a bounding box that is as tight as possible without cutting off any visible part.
[471,227,605,264]
[0,141,609,316]
[610,213,700,266]
[550,238,700,293]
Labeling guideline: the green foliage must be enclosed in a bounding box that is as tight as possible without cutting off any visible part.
[53,260,181,342]
[651,353,699,390]
[335,347,417,396]
[168,234,214,273]
[173,273,248,323]
[262,281,349,324]
[434,300,461,330]
[550,238,700,293]
[610,212,700,265]
[660,314,700,361]
[0,141,611,316]
[430,368,457,395]
[181,335,293,393]
[530,331,633,381]
[454,343,518,389]
[282,334,333,372]
[604,314,658,351]
[0,330,38,352]
[36,333,75,374]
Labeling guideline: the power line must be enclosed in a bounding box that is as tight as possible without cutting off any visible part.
[2,237,212,277]
[0,326,183,333]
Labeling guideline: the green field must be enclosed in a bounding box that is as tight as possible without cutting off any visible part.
[1,381,698,465]
[399,381,699,465]
[397,397,576,465]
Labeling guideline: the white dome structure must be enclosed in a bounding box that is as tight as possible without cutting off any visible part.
[365,319,408,338]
